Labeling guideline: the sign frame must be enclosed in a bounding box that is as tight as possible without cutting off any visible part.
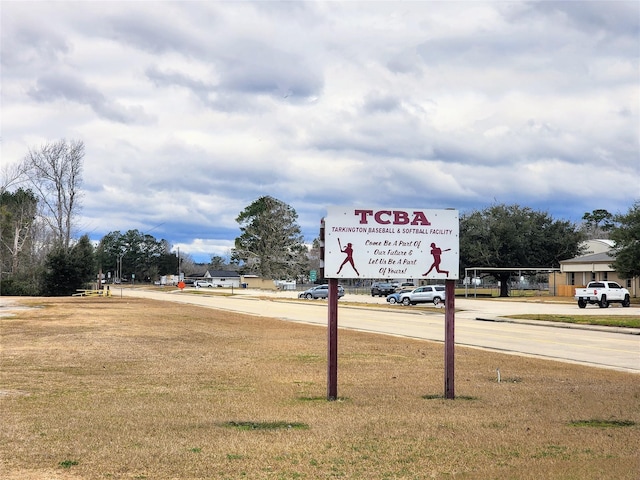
[323,207,459,280]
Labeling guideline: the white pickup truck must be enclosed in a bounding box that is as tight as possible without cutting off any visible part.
[574,281,631,308]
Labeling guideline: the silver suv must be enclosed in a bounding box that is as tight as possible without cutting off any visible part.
[299,284,345,299]
[399,285,446,306]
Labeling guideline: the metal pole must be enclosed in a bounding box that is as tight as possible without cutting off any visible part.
[465,267,468,298]
[474,268,477,298]
[327,278,338,400]
[444,279,455,399]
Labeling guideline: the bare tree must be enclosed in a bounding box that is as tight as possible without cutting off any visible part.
[1,160,26,194]
[24,139,84,250]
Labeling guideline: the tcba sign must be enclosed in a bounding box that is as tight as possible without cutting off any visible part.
[323,207,459,279]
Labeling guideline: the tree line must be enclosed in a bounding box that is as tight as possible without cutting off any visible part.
[2,140,86,295]
[209,196,640,297]
[2,140,638,296]
[1,140,178,295]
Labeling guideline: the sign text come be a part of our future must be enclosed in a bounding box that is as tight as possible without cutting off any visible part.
[323,207,459,280]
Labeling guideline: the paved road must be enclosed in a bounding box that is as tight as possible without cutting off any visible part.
[115,288,639,373]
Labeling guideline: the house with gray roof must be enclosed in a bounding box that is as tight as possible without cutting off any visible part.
[188,269,241,288]
[556,240,638,297]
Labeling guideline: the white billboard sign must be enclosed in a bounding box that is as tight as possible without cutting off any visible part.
[324,207,459,280]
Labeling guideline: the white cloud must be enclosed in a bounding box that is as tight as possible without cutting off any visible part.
[2,1,638,262]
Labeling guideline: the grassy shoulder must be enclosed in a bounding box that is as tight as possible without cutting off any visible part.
[504,313,640,329]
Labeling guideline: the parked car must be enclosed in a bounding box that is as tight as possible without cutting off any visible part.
[299,284,345,299]
[575,281,631,308]
[195,281,215,288]
[399,285,446,306]
[386,289,413,304]
[371,282,396,297]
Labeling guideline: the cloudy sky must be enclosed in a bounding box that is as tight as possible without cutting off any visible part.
[2,1,638,263]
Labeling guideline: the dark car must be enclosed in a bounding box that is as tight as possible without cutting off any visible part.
[371,282,396,297]
[299,284,345,299]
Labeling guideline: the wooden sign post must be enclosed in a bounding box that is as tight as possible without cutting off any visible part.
[444,279,455,399]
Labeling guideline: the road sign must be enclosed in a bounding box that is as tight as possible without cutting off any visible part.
[309,270,317,282]
[323,207,459,279]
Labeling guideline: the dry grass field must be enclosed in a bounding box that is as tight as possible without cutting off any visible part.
[1,296,639,479]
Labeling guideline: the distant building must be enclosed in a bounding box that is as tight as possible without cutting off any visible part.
[554,240,638,297]
[188,269,241,288]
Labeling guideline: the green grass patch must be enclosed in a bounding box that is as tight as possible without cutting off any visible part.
[58,459,79,468]
[226,453,245,460]
[569,419,636,428]
[221,421,310,431]
[422,394,477,400]
[505,314,640,328]
[532,444,569,459]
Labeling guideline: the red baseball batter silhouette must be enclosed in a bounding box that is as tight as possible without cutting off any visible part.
[423,242,451,276]
[337,239,359,275]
